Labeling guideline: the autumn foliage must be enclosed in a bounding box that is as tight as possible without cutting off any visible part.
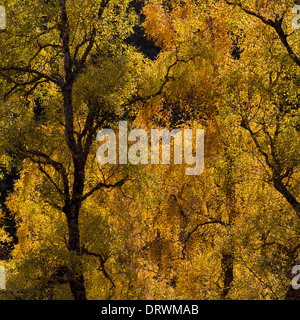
[0,0,299,300]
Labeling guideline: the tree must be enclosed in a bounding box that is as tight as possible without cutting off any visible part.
[0,0,145,299]
[222,0,300,298]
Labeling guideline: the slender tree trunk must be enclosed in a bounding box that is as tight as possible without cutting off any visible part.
[221,151,238,299]
[221,251,234,299]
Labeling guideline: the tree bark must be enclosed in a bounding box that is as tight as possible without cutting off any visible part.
[60,0,87,296]
[64,151,87,298]
[221,252,234,299]
[66,212,86,300]
[221,150,238,299]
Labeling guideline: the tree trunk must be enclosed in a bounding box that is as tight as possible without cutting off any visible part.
[221,251,234,299]
[221,151,238,299]
[66,212,86,300]
[62,69,87,299]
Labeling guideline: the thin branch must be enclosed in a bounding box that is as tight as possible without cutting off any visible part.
[82,108,116,161]
[127,56,192,105]
[82,247,115,295]
[25,149,70,203]
[36,162,64,196]
[29,41,62,65]
[177,220,224,260]
[81,174,128,202]
[73,27,96,81]
[240,116,273,170]
[0,66,63,87]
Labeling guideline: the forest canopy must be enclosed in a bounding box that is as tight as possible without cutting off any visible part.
[0,0,299,300]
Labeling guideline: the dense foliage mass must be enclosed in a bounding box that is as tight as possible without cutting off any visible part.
[0,0,299,300]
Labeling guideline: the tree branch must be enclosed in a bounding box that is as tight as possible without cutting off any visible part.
[36,162,64,196]
[178,220,225,260]
[224,0,300,67]
[98,0,110,19]
[25,149,70,204]
[127,56,192,106]
[82,246,115,295]
[81,174,128,202]
[0,66,63,87]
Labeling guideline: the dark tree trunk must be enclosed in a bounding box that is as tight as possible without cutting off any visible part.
[221,151,237,299]
[221,252,234,299]
[63,158,87,300]
[66,207,86,300]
